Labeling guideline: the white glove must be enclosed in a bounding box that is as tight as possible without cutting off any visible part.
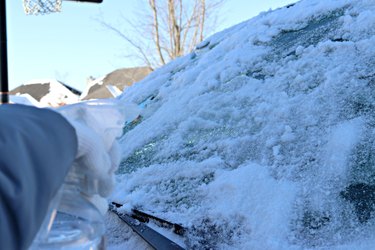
[57,100,134,197]
[69,120,120,197]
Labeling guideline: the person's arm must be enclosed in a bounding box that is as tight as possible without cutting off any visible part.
[0,104,78,250]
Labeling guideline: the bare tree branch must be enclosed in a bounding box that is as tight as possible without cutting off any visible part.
[182,0,198,53]
[100,0,224,70]
[149,0,166,65]
[199,0,206,42]
[100,22,154,70]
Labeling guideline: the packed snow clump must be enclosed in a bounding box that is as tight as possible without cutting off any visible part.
[110,0,375,248]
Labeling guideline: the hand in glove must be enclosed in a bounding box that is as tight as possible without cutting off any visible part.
[69,120,121,198]
[57,100,139,212]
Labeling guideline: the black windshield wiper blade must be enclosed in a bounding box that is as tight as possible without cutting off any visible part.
[109,203,185,250]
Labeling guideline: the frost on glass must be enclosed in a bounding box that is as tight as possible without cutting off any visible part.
[272,9,345,57]
[113,2,375,248]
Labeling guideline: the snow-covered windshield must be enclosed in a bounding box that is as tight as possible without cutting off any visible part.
[111,0,375,248]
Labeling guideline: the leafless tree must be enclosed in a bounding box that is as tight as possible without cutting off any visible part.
[101,0,223,70]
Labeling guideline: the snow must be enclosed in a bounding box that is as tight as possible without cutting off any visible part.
[9,93,41,107]
[16,79,80,107]
[104,212,152,250]
[80,75,105,100]
[37,79,79,107]
[104,0,375,248]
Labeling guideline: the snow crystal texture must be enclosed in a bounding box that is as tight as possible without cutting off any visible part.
[110,0,375,248]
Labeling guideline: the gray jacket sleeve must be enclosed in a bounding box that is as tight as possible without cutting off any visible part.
[0,104,78,250]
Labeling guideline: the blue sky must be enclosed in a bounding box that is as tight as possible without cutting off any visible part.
[7,0,297,91]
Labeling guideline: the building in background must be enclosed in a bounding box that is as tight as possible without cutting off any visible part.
[9,67,151,106]
[10,79,81,107]
[81,67,151,100]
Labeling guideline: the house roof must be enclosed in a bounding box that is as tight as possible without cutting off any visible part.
[61,83,82,96]
[10,79,81,107]
[81,67,152,100]
[10,80,82,102]
[10,83,50,102]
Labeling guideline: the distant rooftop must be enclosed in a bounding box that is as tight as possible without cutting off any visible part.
[10,80,82,101]
[81,66,152,100]
[10,79,81,107]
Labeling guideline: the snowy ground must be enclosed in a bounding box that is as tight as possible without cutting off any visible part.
[107,0,375,248]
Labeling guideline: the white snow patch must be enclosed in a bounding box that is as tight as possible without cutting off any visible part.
[105,0,375,248]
